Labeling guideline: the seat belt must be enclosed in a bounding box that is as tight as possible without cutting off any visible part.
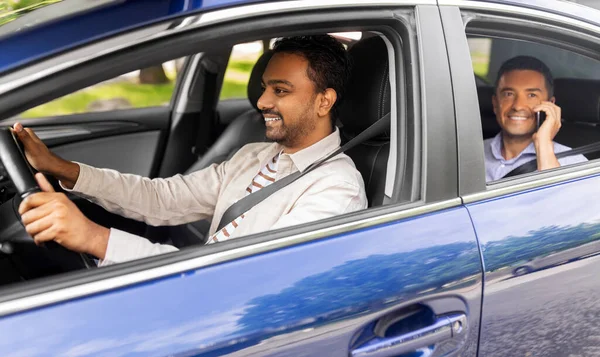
[503,141,600,178]
[216,113,391,231]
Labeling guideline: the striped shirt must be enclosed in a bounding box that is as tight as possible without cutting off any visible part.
[208,151,281,243]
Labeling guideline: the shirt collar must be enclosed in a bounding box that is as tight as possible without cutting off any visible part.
[256,127,342,172]
[491,132,536,163]
[288,127,341,172]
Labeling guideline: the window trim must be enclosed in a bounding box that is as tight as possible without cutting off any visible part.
[0,2,436,317]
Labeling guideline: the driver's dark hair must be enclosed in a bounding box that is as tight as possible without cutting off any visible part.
[495,56,554,97]
[272,35,351,123]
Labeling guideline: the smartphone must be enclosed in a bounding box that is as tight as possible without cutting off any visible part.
[536,111,546,130]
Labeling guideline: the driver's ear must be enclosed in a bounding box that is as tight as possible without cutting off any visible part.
[317,88,337,117]
[550,96,556,104]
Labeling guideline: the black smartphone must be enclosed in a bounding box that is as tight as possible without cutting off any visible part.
[536,111,546,130]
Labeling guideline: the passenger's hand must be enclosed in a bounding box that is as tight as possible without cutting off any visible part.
[532,101,561,171]
[19,173,109,259]
[532,101,562,146]
[12,122,80,189]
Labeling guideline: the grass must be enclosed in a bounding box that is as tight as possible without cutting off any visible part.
[19,59,258,118]
[471,51,490,80]
[20,81,176,118]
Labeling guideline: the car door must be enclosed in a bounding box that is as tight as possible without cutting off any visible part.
[0,1,482,356]
[441,1,600,355]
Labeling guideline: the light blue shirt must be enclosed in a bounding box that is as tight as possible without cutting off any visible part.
[484,133,588,182]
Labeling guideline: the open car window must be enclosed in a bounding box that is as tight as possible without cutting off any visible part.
[0,23,408,286]
[468,35,600,184]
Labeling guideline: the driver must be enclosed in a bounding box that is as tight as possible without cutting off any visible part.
[484,55,587,182]
[14,35,367,266]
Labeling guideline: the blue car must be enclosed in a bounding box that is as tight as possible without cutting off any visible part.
[0,0,600,356]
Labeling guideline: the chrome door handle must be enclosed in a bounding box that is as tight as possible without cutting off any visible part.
[350,313,467,357]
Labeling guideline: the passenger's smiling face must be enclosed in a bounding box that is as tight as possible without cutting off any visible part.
[493,69,554,139]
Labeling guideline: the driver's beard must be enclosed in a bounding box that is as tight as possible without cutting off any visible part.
[268,106,316,148]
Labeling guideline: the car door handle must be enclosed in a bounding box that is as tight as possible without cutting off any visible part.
[350,313,467,357]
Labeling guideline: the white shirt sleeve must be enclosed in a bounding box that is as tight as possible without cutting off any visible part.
[99,228,179,266]
[61,161,227,226]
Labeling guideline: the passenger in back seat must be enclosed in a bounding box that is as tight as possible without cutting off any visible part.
[484,56,587,182]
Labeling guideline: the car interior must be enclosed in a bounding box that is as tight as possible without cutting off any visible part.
[472,35,600,178]
[0,31,394,285]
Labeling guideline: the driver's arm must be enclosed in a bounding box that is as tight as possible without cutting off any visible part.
[19,173,178,263]
[14,123,226,226]
[66,162,225,226]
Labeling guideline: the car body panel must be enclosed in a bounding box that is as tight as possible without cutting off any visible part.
[0,0,266,73]
[467,175,600,356]
[2,0,600,75]
[1,0,600,355]
[0,207,482,356]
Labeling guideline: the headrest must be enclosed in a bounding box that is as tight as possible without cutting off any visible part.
[247,50,274,111]
[339,36,391,137]
[477,85,501,138]
[477,85,495,116]
[554,78,600,124]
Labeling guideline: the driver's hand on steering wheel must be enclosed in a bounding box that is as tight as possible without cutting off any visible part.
[12,123,56,173]
[18,173,110,259]
[13,123,81,189]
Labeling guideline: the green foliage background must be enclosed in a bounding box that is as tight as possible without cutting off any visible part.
[2,1,255,118]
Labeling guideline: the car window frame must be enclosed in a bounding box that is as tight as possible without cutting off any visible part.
[441,1,600,201]
[0,1,457,318]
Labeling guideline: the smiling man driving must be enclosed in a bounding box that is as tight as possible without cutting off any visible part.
[15,35,367,265]
[484,56,587,182]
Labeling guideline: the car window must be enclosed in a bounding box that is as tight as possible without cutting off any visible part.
[19,60,183,118]
[468,36,600,85]
[220,41,264,100]
[467,34,600,184]
[0,0,62,27]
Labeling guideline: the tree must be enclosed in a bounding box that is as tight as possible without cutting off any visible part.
[138,65,170,84]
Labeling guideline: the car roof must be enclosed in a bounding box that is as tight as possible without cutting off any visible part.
[0,0,598,75]
[476,0,600,27]
[0,0,268,74]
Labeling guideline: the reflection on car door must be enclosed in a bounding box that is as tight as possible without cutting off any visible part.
[468,177,600,356]
[0,206,482,356]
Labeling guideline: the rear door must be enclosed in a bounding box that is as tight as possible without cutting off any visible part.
[0,1,483,356]
[442,2,600,355]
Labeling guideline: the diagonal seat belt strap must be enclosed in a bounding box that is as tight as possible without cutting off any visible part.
[503,141,600,178]
[216,113,391,231]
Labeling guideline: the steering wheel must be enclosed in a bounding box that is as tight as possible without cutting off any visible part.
[0,128,40,200]
[0,127,95,269]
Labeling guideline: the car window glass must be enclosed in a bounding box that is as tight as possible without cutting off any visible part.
[468,37,600,85]
[220,41,264,100]
[468,35,600,184]
[0,0,62,27]
[19,59,183,119]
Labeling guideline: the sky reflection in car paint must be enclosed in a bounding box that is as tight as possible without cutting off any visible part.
[469,173,600,276]
[0,207,481,357]
[468,173,600,356]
